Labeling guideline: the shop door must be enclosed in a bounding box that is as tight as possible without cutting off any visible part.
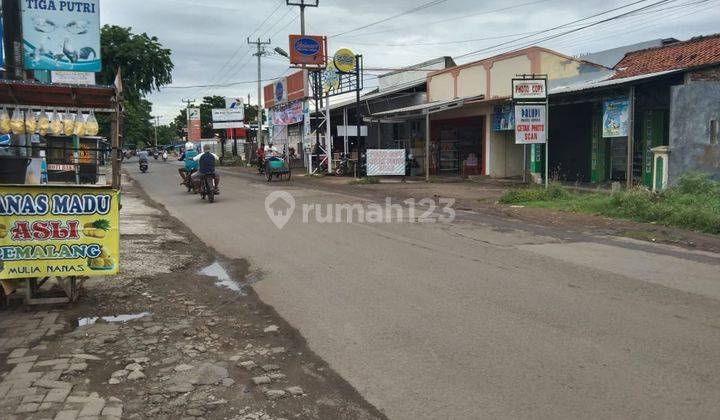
[431,117,484,176]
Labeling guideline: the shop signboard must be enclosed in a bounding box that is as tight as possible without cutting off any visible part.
[366,149,405,176]
[51,70,95,85]
[271,100,303,126]
[333,48,356,73]
[212,121,245,129]
[515,104,546,144]
[188,107,201,141]
[602,98,629,138]
[512,79,547,100]
[225,97,243,110]
[492,104,515,131]
[0,186,120,280]
[289,35,325,66]
[21,0,101,72]
[212,108,245,123]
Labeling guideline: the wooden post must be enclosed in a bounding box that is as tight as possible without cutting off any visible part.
[425,113,430,182]
[111,100,122,189]
[626,86,635,189]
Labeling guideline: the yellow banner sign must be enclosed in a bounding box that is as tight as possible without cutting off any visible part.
[0,186,120,280]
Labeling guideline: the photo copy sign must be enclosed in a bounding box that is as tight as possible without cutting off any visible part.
[512,79,547,100]
[515,105,547,144]
[366,149,406,176]
[22,0,101,72]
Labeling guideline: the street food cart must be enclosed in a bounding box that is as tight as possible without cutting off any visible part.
[0,80,122,306]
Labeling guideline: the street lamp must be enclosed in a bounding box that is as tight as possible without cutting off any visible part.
[274,47,290,58]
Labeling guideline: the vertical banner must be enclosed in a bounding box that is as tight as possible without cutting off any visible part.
[0,187,120,279]
[21,0,101,72]
[187,107,201,141]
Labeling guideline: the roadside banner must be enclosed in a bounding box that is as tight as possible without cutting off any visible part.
[21,0,101,72]
[514,104,547,144]
[212,108,244,123]
[51,71,96,85]
[366,149,405,176]
[271,100,303,126]
[0,187,120,280]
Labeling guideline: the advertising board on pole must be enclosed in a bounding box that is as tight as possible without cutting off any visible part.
[225,97,244,110]
[0,186,120,280]
[289,35,325,66]
[515,105,547,144]
[366,149,406,176]
[212,108,245,123]
[21,0,101,72]
[333,48,356,73]
[512,79,547,100]
[188,107,201,141]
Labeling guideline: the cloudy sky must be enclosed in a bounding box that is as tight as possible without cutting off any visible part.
[101,0,718,124]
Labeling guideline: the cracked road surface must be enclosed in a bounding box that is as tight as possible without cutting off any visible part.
[129,160,720,420]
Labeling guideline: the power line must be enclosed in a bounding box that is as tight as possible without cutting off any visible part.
[337,0,553,40]
[329,0,449,38]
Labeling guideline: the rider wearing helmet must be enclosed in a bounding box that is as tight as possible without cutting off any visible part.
[191,144,220,193]
[178,141,198,184]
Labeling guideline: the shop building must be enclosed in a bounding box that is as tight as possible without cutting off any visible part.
[547,34,720,188]
[263,70,309,165]
[371,47,605,178]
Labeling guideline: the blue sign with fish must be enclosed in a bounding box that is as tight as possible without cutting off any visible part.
[21,0,101,73]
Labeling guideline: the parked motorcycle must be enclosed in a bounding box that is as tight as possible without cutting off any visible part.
[335,153,350,176]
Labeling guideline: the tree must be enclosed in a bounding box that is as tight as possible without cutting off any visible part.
[156,124,179,146]
[98,25,173,103]
[97,25,173,143]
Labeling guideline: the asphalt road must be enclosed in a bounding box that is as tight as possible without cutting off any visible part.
[128,159,720,420]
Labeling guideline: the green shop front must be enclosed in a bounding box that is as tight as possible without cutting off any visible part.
[545,72,681,187]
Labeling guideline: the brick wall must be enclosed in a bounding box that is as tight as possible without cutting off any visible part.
[688,65,720,82]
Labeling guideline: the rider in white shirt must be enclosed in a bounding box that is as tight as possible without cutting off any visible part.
[264,142,280,159]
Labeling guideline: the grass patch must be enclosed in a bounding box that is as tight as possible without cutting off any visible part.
[499,173,720,234]
[349,177,380,185]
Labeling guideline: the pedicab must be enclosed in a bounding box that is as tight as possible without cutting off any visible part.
[264,156,291,182]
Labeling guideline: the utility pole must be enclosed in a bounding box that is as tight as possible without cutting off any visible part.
[286,0,319,35]
[153,116,160,147]
[182,98,196,141]
[248,38,271,145]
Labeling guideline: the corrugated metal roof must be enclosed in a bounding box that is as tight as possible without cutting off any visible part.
[548,69,684,95]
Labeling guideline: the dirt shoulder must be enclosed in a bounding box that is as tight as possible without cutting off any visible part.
[0,176,386,420]
[227,165,720,253]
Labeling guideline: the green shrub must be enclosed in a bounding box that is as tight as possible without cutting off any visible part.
[499,183,570,204]
[676,172,720,195]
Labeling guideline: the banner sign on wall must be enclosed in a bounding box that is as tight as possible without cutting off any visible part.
[271,100,303,126]
[602,99,629,138]
[492,104,515,131]
[366,149,406,176]
[188,107,201,141]
[512,79,547,100]
[289,35,325,66]
[0,187,120,279]
[51,70,95,85]
[21,0,101,72]
[515,105,547,144]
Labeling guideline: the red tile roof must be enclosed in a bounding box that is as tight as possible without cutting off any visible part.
[612,34,720,79]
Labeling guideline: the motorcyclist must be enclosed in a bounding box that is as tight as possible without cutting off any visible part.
[137,149,149,167]
[256,143,265,173]
[162,150,168,162]
[178,142,198,185]
[191,145,220,194]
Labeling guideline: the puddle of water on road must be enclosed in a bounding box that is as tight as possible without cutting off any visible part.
[77,312,152,327]
[200,262,243,293]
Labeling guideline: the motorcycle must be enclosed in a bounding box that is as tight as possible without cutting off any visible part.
[199,174,218,203]
[335,153,350,176]
[182,169,196,192]
[139,161,148,173]
[153,152,159,160]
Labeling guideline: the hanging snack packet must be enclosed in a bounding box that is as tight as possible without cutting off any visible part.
[63,112,75,136]
[73,113,86,136]
[10,108,25,134]
[50,111,64,136]
[85,111,99,136]
[25,110,37,133]
[0,109,10,134]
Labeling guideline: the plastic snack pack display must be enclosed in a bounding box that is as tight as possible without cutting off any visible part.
[25,111,37,133]
[73,113,86,136]
[0,109,10,134]
[50,111,64,136]
[10,108,25,134]
[85,111,99,136]
[63,112,75,136]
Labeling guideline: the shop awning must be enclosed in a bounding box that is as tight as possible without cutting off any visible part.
[0,79,116,111]
[367,94,485,122]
